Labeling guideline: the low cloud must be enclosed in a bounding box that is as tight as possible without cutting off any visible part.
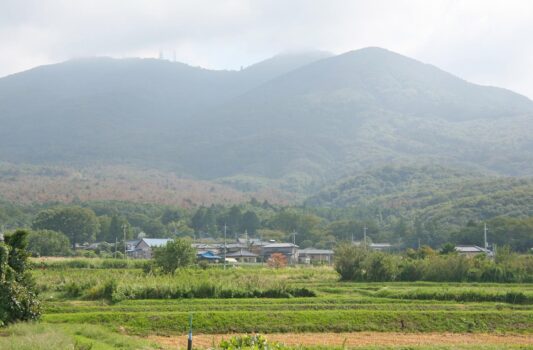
[1,0,532,98]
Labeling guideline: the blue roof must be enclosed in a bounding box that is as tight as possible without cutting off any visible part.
[198,251,222,259]
[139,238,173,248]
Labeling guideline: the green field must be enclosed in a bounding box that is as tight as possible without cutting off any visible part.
[1,261,532,349]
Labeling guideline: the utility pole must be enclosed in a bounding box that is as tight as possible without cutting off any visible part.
[363,226,367,248]
[291,231,297,245]
[484,223,488,251]
[122,224,127,259]
[114,237,118,259]
[351,232,354,244]
[187,313,193,350]
[223,224,227,270]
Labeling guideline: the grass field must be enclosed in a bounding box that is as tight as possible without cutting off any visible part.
[1,260,532,349]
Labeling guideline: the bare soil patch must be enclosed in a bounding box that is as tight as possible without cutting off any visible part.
[149,332,533,348]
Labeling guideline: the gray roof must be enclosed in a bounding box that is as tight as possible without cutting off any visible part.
[456,245,490,253]
[192,243,218,249]
[370,243,392,248]
[226,249,258,258]
[264,243,299,248]
[138,238,173,248]
[299,248,334,255]
[237,238,270,245]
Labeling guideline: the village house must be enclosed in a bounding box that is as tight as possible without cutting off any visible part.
[225,249,258,263]
[298,248,334,265]
[246,239,272,256]
[261,243,299,264]
[352,241,392,251]
[455,245,493,257]
[192,243,220,255]
[128,238,172,259]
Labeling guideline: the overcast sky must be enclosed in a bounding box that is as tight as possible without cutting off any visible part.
[2,0,532,98]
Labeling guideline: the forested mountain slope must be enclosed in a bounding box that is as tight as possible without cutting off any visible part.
[1,47,532,191]
[305,165,533,227]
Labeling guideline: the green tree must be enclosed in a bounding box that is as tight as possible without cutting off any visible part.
[27,230,71,256]
[161,209,183,225]
[333,243,369,281]
[241,211,260,234]
[226,206,242,233]
[153,238,196,274]
[269,210,322,244]
[191,207,206,232]
[440,242,456,255]
[97,215,112,241]
[364,252,399,282]
[32,207,99,249]
[108,215,132,242]
[0,230,41,326]
[128,213,166,237]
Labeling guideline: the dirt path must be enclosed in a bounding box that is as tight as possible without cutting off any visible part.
[149,332,533,348]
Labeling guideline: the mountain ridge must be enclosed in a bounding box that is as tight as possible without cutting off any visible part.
[1,47,532,192]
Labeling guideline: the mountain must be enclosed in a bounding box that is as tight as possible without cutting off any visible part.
[0,51,329,168]
[304,164,533,227]
[0,47,532,194]
[179,48,533,182]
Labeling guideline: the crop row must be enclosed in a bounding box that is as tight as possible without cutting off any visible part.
[43,298,532,314]
[373,288,532,304]
[43,310,533,335]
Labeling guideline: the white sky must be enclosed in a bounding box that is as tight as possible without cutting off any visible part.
[1,0,532,98]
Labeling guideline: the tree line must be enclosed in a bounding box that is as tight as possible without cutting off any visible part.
[334,243,533,283]
[0,198,531,257]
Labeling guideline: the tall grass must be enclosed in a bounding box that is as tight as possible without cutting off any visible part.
[36,267,316,301]
[30,257,148,270]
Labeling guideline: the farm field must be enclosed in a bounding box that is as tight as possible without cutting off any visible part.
[1,261,532,349]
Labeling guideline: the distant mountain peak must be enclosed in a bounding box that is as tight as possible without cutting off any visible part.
[1,47,532,184]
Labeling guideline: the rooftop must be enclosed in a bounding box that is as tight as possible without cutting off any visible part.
[264,243,299,248]
[299,248,334,255]
[138,238,173,248]
[226,249,258,258]
[456,245,491,253]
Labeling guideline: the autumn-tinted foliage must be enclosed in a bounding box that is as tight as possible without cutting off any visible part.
[267,253,288,269]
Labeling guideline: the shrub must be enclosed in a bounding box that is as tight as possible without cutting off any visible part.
[85,280,117,302]
[364,252,399,282]
[334,244,369,281]
[220,334,285,350]
[335,243,533,283]
[27,230,71,257]
[101,260,128,269]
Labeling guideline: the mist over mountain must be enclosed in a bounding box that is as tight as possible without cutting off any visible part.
[1,47,532,193]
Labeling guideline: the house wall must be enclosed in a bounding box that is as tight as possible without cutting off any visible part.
[262,247,299,264]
